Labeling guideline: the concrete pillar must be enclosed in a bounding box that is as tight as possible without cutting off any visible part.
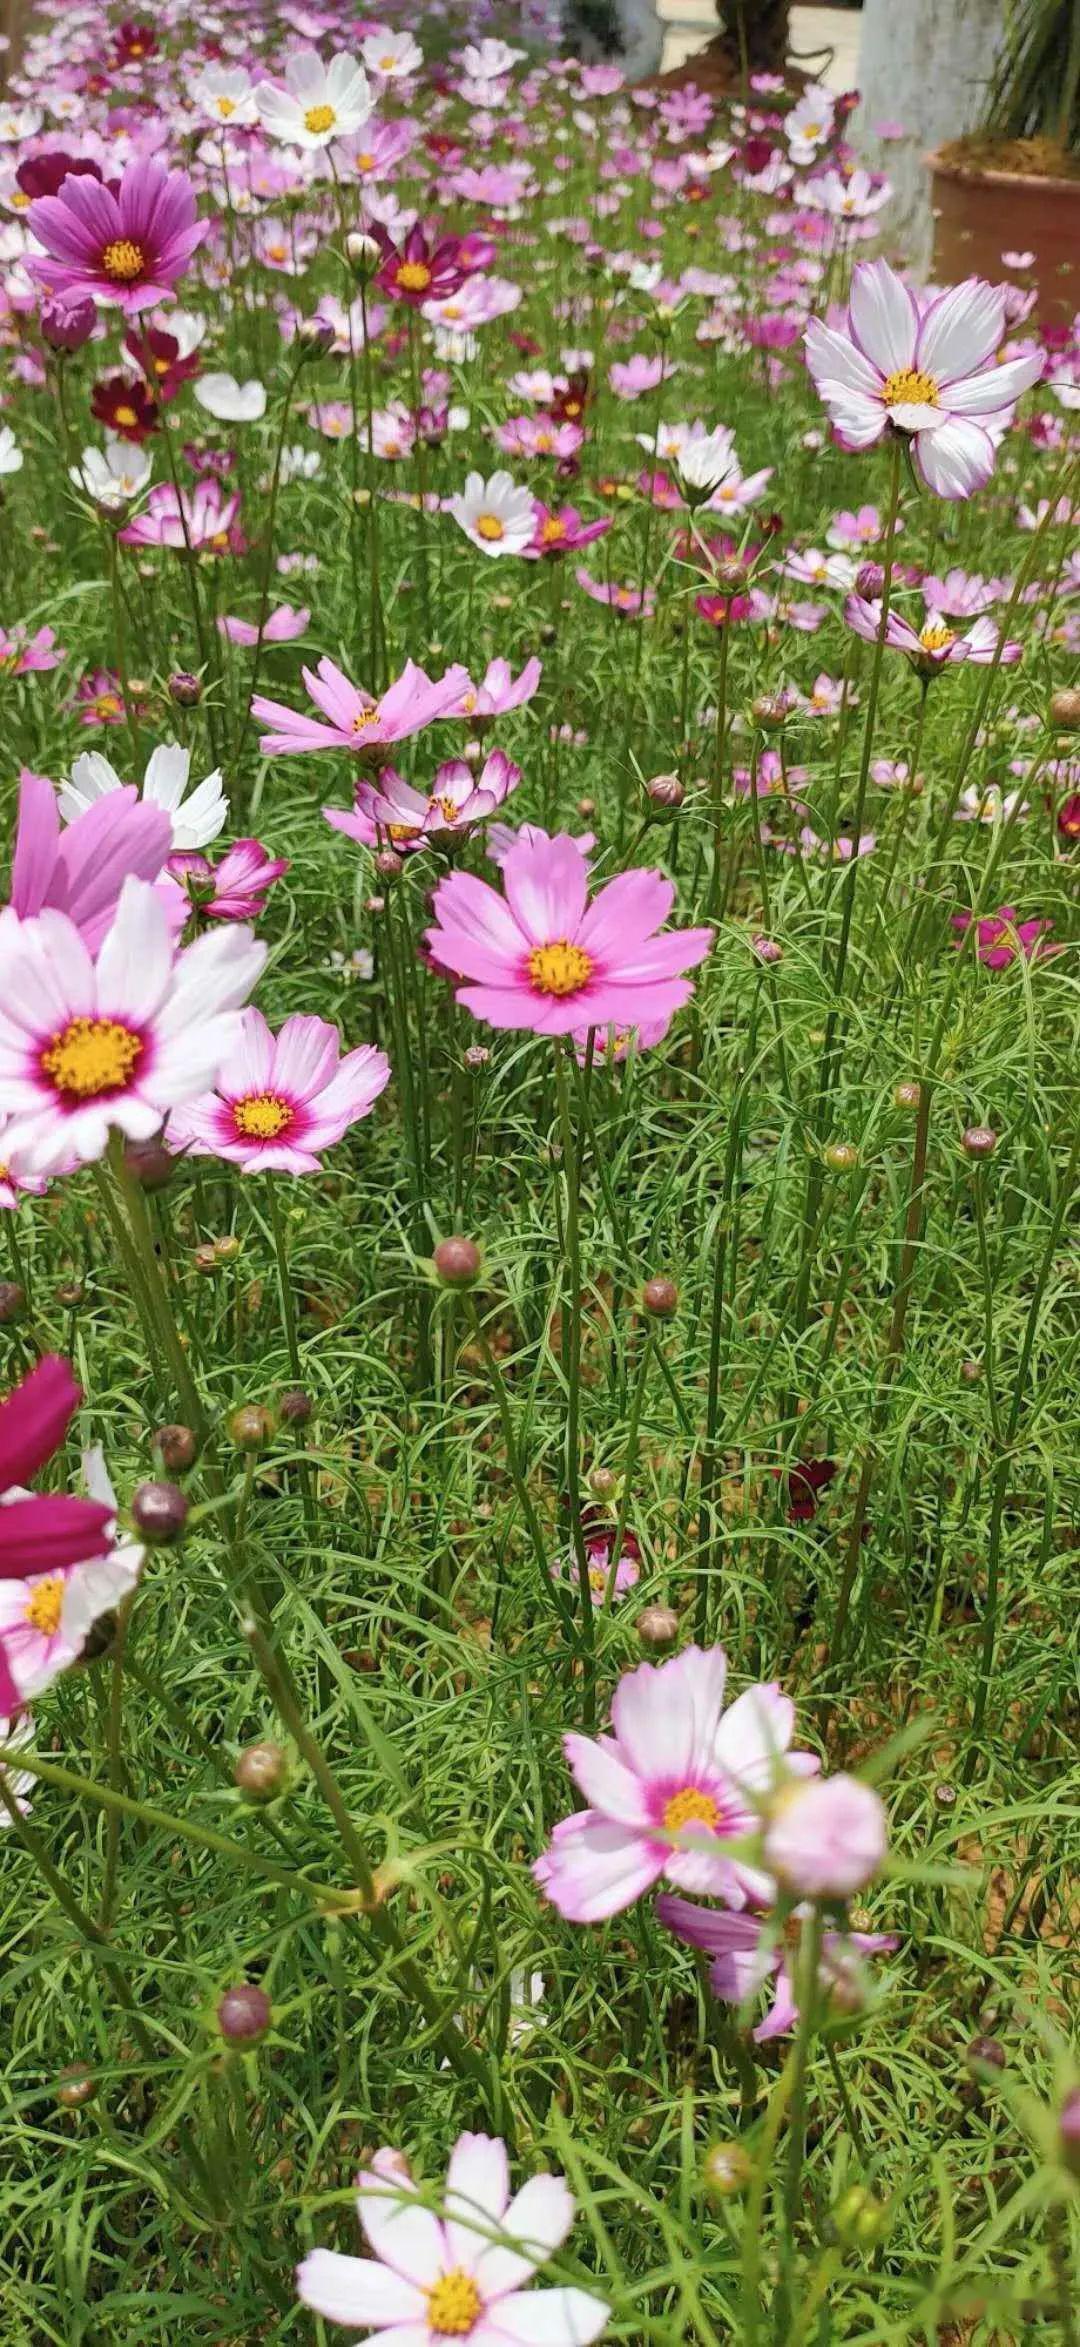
[856,0,1007,274]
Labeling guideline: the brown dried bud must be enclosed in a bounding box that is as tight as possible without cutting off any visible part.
[153,1423,198,1475]
[168,670,202,708]
[54,1279,84,1308]
[637,1604,680,1653]
[131,1480,189,1545]
[433,1236,481,1288]
[965,2035,1006,2077]
[1050,688,1080,730]
[55,2062,96,2108]
[642,1276,678,1318]
[234,1741,288,1803]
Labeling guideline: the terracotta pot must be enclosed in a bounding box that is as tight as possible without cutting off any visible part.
[928,149,1080,322]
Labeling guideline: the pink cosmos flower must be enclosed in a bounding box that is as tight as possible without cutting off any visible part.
[166,838,289,923]
[764,1773,888,1898]
[119,480,241,552]
[254,657,470,760]
[657,1895,898,2040]
[0,1356,116,1718]
[29,155,205,316]
[533,1646,817,1923]
[826,504,894,553]
[0,1119,53,1213]
[529,502,612,557]
[923,569,1007,619]
[494,416,584,461]
[800,672,850,715]
[486,822,595,871]
[425,830,711,1038]
[327,752,520,854]
[72,670,129,727]
[217,605,310,647]
[297,2133,610,2346]
[0,877,265,1173]
[843,593,1021,673]
[950,905,1056,969]
[7,768,172,953]
[451,657,542,722]
[167,1009,389,1176]
[805,258,1043,496]
[609,353,669,398]
[0,625,61,677]
[0,1445,143,1716]
[576,569,655,619]
[554,1527,641,1607]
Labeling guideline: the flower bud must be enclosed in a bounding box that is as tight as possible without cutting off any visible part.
[153,1423,198,1475]
[278,1387,313,1428]
[216,1983,273,2044]
[637,1603,680,1653]
[462,736,484,768]
[646,771,684,814]
[168,670,202,708]
[855,561,886,599]
[433,1235,481,1288]
[0,1281,26,1325]
[55,2061,96,2108]
[893,1079,921,1111]
[229,1403,274,1454]
[965,2035,1006,2078]
[764,1773,888,1899]
[123,1137,175,1191]
[833,2184,888,2248]
[962,1125,997,1160]
[703,2142,752,2197]
[824,1141,858,1173]
[345,229,380,279]
[711,555,749,593]
[41,292,96,352]
[539,622,558,647]
[750,694,788,732]
[751,933,782,964]
[577,797,595,818]
[55,1280,84,1308]
[131,1479,189,1545]
[297,316,334,356]
[234,1740,289,1803]
[374,848,402,880]
[589,1466,618,1500]
[642,1276,678,1318]
[961,1357,982,1383]
[1059,2087,1080,2179]
[464,1045,490,1072]
[1050,688,1080,730]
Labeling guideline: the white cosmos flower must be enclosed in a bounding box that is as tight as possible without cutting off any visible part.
[360,27,423,78]
[0,425,22,475]
[0,1710,35,1825]
[675,426,740,503]
[461,38,523,78]
[195,372,268,423]
[0,105,42,144]
[254,48,372,150]
[70,438,153,509]
[277,442,322,483]
[58,746,229,852]
[164,309,207,358]
[446,469,536,557]
[194,66,258,126]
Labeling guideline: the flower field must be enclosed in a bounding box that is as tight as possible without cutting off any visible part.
[0,3,1077,2338]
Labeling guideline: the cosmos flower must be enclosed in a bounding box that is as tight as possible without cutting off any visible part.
[90,372,159,443]
[255,659,470,760]
[426,830,711,1038]
[254,49,372,151]
[528,503,612,557]
[118,479,241,553]
[843,594,1022,674]
[576,570,655,618]
[955,782,1028,825]
[193,67,258,128]
[764,1773,888,1898]
[375,222,469,306]
[0,1358,114,1628]
[217,606,309,647]
[297,2133,609,2345]
[0,878,265,1173]
[69,437,153,509]
[168,1008,389,1175]
[805,258,1043,497]
[0,625,62,677]
[452,658,543,722]
[166,839,289,924]
[950,906,1056,969]
[657,1894,897,2040]
[0,427,22,475]
[7,767,171,952]
[446,471,537,558]
[533,1645,817,1923]
[58,746,228,852]
[29,154,205,316]
[0,1444,144,1715]
[194,372,267,423]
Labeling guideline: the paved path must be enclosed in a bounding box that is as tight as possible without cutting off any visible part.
[659,2,862,89]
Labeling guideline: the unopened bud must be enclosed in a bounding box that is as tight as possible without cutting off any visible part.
[234,1740,288,1803]
[855,561,885,599]
[297,316,334,355]
[55,2061,96,2108]
[278,1387,313,1427]
[462,736,484,768]
[345,229,380,278]
[965,2035,1006,2078]
[464,1044,489,1072]
[123,1137,175,1191]
[153,1423,198,1474]
[833,2184,887,2248]
[1050,688,1080,730]
[131,1479,189,1544]
[824,1141,858,1173]
[893,1079,922,1111]
[642,1275,678,1318]
[229,1404,274,1454]
[751,933,782,964]
[646,772,684,813]
[55,1280,84,1308]
[637,1603,680,1652]
[433,1236,481,1288]
[703,2142,752,2197]
[589,1466,618,1500]
[961,1356,983,1383]
[0,1281,25,1324]
[711,555,748,592]
[374,848,402,880]
[750,694,788,732]
[962,1125,997,1160]
[577,797,595,818]
[217,1983,273,2044]
[168,670,202,708]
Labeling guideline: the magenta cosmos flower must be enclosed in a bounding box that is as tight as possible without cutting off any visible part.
[951,905,1056,969]
[843,593,1021,675]
[0,1444,144,1718]
[29,155,205,316]
[0,878,265,1172]
[167,1008,389,1175]
[327,751,520,854]
[658,1895,898,2041]
[533,1645,817,1923]
[167,839,288,924]
[0,1358,117,1717]
[425,831,711,1038]
[8,769,171,952]
[254,657,469,759]
[805,259,1043,497]
[297,2133,609,2346]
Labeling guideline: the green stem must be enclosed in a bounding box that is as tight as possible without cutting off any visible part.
[555,1042,596,1723]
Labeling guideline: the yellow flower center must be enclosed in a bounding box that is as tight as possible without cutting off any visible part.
[426,2271,482,2337]
[233,1093,292,1139]
[24,1575,64,1636]
[304,103,337,134]
[475,514,504,542]
[540,516,566,543]
[528,940,592,998]
[379,53,398,70]
[351,706,380,731]
[663,1785,720,1833]
[534,431,553,451]
[215,95,236,117]
[460,691,477,713]
[114,403,138,427]
[442,301,463,319]
[433,794,461,823]
[386,821,420,842]
[91,695,122,719]
[396,260,432,292]
[919,621,956,654]
[588,1565,609,1593]
[881,366,939,410]
[101,238,145,283]
[267,243,287,261]
[357,151,375,172]
[41,1016,142,1101]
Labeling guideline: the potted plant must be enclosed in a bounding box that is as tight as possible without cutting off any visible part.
[929,0,1080,319]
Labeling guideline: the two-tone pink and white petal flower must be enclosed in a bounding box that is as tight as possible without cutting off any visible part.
[167,1007,389,1174]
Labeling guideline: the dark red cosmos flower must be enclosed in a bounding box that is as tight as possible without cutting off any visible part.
[374,222,469,306]
[16,151,103,202]
[784,1457,838,1522]
[124,325,200,403]
[114,18,158,63]
[0,1357,113,1713]
[1058,793,1080,843]
[550,369,591,426]
[509,330,543,359]
[741,135,778,175]
[91,371,158,441]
